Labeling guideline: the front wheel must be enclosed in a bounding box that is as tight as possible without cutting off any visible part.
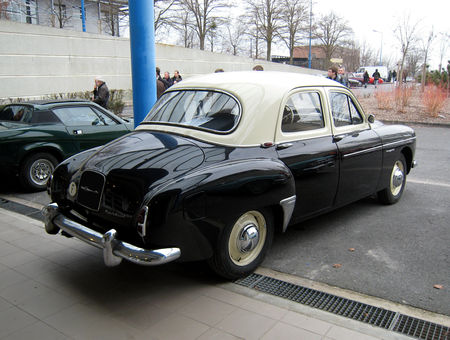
[20,153,58,191]
[378,154,407,205]
[208,209,274,280]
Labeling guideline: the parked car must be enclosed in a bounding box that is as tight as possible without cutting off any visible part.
[44,72,417,279]
[348,73,384,86]
[0,100,133,191]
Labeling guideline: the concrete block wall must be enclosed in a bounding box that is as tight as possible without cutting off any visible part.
[0,20,324,100]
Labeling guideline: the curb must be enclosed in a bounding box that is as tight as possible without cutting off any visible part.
[380,120,450,128]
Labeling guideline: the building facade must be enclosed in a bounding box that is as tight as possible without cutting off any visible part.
[0,0,125,36]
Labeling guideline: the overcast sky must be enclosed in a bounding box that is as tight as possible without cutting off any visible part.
[309,0,449,70]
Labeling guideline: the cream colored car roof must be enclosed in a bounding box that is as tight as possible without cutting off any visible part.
[136,71,345,147]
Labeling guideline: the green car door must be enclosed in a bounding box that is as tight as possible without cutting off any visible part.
[52,105,130,151]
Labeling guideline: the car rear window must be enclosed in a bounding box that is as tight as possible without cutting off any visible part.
[144,90,240,133]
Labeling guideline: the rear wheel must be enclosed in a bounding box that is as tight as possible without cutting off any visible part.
[208,209,274,280]
[20,153,58,191]
[378,154,406,205]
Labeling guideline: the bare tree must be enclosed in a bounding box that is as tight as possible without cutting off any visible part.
[394,14,421,86]
[154,0,178,33]
[244,11,263,59]
[405,47,422,78]
[246,0,282,61]
[420,29,434,91]
[278,0,308,65]
[178,0,230,51]
[437,32,449,73]
[207,19,219,52]
[53,0,72,28]
[359,40,376,67]
[339,41,360,72]
[223,18,246,56]
[100,1,128,36]
[173,8,196,48]
[314,12,353,68]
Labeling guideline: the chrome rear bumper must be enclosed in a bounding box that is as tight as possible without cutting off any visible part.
[42,203,181,267]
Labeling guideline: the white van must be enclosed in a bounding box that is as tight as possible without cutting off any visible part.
[356,66,388,81]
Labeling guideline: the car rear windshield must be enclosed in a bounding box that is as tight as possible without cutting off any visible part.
[143,90,240,133]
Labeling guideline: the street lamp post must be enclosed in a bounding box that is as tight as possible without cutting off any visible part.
[373,29,383,65]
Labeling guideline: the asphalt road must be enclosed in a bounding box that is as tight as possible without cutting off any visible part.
[1,125,449,316]
[264,125,450,316]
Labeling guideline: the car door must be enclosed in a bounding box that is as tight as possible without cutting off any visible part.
[275,88,339,223]
[328,90,382,207]
[52,105,129,151]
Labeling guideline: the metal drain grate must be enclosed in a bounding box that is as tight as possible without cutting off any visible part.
[235,273,449,340]
[393,315,449,340]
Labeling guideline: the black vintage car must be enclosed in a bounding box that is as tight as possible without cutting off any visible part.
[44,72,416,279]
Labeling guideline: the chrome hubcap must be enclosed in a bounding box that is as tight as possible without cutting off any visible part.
[30,159,54,186]
[228,211,267,266]
[237,224,260,253]
[392,168,404,188]
[390,161,405,196]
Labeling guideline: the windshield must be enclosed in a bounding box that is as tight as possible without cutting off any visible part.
[143,90,241,133]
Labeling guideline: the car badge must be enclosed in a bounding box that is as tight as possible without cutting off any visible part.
[69,182,77,197]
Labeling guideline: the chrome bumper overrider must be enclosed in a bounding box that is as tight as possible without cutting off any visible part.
[43,203,181,267]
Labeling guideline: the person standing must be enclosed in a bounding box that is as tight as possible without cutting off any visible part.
[372,69,381,88]
[338,66,348,87]
[93,76,110,109]
[363,71,370,88]
[162,72,173,89]
[156,68,165,99]
[172,70,182,84]
[327,66,342,84]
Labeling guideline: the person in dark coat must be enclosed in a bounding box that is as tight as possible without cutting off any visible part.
[327,66,342,84]
[93,76,110,109]
[156,68,165,99]
[172,70,182,84]
[372,69,381,88]
[363,71,370,88]
[162,72,173,89]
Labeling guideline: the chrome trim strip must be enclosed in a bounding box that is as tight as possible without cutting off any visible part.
[383,137,416,149]
[280,195,296,233]
[343,145,383,159]
[43,203,181,267]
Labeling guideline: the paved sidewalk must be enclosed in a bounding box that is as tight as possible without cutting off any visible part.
[0,208,413,339]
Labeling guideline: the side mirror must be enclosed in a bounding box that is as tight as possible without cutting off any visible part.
[368,114,375,124]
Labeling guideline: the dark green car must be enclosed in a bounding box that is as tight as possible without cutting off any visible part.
[0,100,133,191]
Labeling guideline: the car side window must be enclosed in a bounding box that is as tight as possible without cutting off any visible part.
[91,107,118,125]
[330,92,363,127]
[53,106,112,126]
[0,105,33,122]
[281,92,324,133]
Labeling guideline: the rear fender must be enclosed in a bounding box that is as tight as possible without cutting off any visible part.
[145,158,296,232]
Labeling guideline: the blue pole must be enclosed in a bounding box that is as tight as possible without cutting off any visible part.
[129,0,156,128]
[81,0,86,32]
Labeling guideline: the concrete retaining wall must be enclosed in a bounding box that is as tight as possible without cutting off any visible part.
[0,20,323,100]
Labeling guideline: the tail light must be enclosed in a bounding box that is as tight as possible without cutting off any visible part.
[136,206,149,237]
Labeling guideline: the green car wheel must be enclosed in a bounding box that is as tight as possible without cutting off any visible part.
[20,152,58,191]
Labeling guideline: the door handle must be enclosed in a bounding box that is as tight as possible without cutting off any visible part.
[333,135,343,143]
[276,143,293,150]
